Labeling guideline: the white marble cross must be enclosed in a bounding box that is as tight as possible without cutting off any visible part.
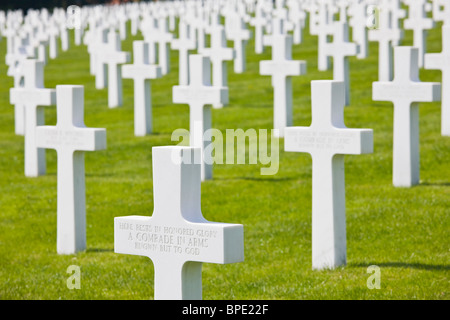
[404,0,435,68]
[250,4,268,54]
[141,16,159,65]
[171,18,196,86]
[35,85,107,254]
[432,0,450,25]
[173,55,227,181]
[102,29,130,108]
[202,25,234,109]
[285,80,373,270]
[114,146,244,300]
[225,13,251,74]
[323,22,358,106]
[288,0,306,45]
[88,27,109,88]
[368,5,403,81]
[348,0,369,59]
[47,23,59,60]
[425,25,450,136]
[373,47,441,187]
[155,16,173,76]
[10,59,56,177]
[260,20,306,137]
[310,1,333,71]
[122,41,162,136]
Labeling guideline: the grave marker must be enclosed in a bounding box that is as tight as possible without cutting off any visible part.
[260,19,306,137]
[323,22,358,106]
[202,26,234,109]
[123,41,162,136]
[173,55,227,181]
[373,47,441,187]
[10,59,56,177]
[35,85,107,254]
[424,25,450,136]
[285,80,373,269]
[114,146,244,300]
[101,29,130,108]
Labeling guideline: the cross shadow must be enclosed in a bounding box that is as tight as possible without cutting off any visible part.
[86,248,114,253]
[419,182,450,187]
[351,262,450,271]
[212,176,298,182]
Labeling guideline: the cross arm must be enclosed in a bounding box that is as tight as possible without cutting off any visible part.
[35,126,107,152]
[10,88,56,106]
[373,81,441,103]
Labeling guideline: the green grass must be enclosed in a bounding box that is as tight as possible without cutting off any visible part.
[0,20,449,300]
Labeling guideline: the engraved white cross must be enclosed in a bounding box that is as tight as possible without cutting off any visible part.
[285,80,373,270]
[373,47,441,187]
[35,85,107,254]
[173,55,227,180]
[114,146,244,300]
[425,25,450,136]
[10,59,56,177]
[122,41,162,136]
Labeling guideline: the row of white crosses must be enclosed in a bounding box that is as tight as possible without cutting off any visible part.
[4,0,450,299]
[9,59,106,253]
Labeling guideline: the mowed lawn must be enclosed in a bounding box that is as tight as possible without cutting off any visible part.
[0,18,449,300]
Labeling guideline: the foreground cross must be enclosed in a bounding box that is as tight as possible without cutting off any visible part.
[425,25,450,136]
[35,85,106,254]
[173,55,227,181]
[10,59,56,177]
[122,41,162,136]
[285,80,373,270]
[114,146,244,300]
[373,47,441,187]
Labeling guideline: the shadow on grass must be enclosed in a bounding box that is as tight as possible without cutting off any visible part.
[213,176,298,182]
[86,248,114,253]
[351,262,450,271]
[419,181,450,187]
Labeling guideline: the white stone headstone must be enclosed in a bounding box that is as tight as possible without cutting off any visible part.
[141,15,159,65]
[260,19,307,137]
[250,4,268,54]
[348,0,369,59]
[373,47,441,187]
[323,22,358,106]
[285,80,373,270]
[102,29,131,108]
[114,146,244,300]
[226,13,251,74]
[173,55,227,181]
[155,16,173,76]
[122,41,162,136]
[368,5,403,81]
[202,25,235,109]
[404,0,435,68]
[432,0,450,25]
[35,85,107,254]
[9,59,56,177]
[309,1,333,71]
[425,25,450,136]
[171,18,196,86]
